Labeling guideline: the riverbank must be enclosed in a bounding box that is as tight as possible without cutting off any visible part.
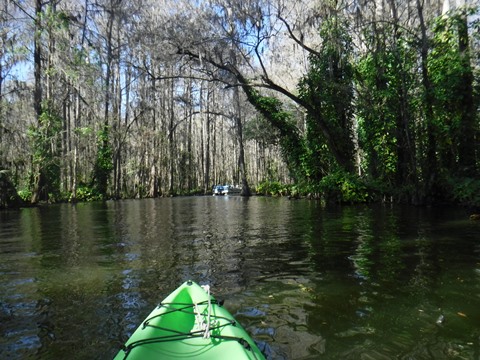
[2,170,480,215]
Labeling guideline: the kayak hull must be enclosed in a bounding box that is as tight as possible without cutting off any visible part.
[114,281,265,360]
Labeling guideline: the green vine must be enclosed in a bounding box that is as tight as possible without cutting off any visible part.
[93,126,113,198]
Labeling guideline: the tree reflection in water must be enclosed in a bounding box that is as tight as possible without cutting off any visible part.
[0,199,479,359]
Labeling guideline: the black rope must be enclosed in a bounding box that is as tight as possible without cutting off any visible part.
[142,300,235,330]
[119,301,262,360]
[142,300,214,325]
[121,332,259,360]
[145,318,236,335]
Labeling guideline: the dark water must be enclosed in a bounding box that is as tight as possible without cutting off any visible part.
[1,197,479,359]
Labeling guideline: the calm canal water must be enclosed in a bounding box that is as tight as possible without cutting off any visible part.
[1,197,479,359]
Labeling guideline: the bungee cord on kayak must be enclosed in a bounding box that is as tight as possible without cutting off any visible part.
[115,281,266,360]
[121,332,260,359]
[143,301,235,336]
[120,303,261,359]
[199,284,212,339]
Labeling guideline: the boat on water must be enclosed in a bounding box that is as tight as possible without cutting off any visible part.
[114,280,266,360]
[213,184,241,196]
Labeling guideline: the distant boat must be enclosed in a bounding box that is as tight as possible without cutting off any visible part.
[224,185,241,195]
[213,185,225,195]
[213,185,241,196]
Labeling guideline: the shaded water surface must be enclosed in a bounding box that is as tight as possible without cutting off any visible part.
[1,197,479,359]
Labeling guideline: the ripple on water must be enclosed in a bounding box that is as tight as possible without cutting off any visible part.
[1,200,480,359]
[236,306,267,318]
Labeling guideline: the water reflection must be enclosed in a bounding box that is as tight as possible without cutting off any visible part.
[1,200,479,359]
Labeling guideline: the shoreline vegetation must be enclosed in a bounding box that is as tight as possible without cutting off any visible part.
[2,171,480,216]
[1,2,479,212]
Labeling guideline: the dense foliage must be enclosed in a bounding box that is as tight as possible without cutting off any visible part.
[28,102,63,202]
[92,126,113,200]
[0,1,478,207]
[298,14,356,178]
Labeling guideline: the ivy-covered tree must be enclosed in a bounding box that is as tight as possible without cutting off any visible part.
[92,126,113,199]
[356,21,418,198]
[241,87,306,182]
[29,102,62,202]
[298,12,355,179]
[356,48,398,187]
[429,8,478,178]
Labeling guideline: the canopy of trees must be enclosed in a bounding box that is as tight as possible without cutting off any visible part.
[0,0,479,207]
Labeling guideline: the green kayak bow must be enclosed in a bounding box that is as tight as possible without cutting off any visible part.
[114,280,266,359]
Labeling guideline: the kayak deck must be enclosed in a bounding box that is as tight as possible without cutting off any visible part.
[114,281,265,359]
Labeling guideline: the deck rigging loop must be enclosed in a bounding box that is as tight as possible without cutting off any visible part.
[118,282,265,360]
[195,284,212,338]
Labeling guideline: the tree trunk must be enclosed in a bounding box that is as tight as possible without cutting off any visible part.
[457,14,476,177]
[233,85,251,196]
[389,0,415,191]
[203,84,211,194]
[31,0,43,204]
[168,74,175,195]
[417,0,438,204]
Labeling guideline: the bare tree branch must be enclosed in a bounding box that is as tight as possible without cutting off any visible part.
[277,15,322,58]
